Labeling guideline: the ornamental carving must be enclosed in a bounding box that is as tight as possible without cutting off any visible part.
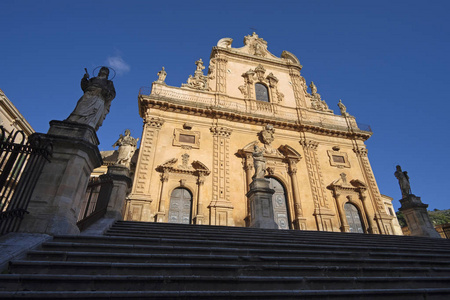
[309,81,332,113]
[239,65,284,103]
[244,32,268,57]
[210,126,232,137]
[182,59,211,91]
[156,156,210,177]
[258,124,282,156]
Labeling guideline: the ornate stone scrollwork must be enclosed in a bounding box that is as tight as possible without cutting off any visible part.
[259,124,282,156]
[244,32,268,57]
[182,59,211,91]
[309,81,332,113]
[239,65,284,103]
[210,126,232,137]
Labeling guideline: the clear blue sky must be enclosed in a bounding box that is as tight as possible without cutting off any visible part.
[1,1,449,211]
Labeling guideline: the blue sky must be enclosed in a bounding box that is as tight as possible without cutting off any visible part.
[1,1,449,211]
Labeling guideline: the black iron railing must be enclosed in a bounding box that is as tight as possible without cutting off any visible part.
[77,175,113,231]
[0,127,52,235]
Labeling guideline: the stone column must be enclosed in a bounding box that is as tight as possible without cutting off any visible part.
[246,178,278,229]
[360,193,377,234]
[155,171,169,222]
[399,195,440,238]
[287,159,305,230]
[20,121,102,235]
[194,174,205,225]
[104,164,132,220]
[334,193,350,232]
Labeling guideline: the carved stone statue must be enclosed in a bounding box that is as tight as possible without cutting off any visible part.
[252,144,266,180]
[112,129,139,168]
[182,59,210,91]
[338,99,349,116]
[157,67,167,83]
[394,165,412,198]
[309,81,318,96]
[66,67,116,131]
[308,81,332,113]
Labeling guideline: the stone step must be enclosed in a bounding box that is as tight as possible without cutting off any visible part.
[105,224,450,249]
[37,241,450,262]
[106,227,445,249]
[23,249,450,268]
[1,274,450,291]
[0,288,449,300]
[9,260,450,278]
[111,221,450,246]
[53,235,450,256]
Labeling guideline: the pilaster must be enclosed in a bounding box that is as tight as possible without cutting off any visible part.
[300,138,335,231]
[208,125,234,226]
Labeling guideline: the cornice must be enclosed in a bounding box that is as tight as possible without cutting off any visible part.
[139,93,371,141]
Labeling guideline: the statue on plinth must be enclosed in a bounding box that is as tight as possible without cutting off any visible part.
[394,165,412,198]
[338,99,349,116]
[252,144,266,180]
[66,67,116,131]
[157,67,167,83]
[112,129,139,168]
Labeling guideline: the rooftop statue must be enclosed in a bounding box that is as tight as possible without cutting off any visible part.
[394,165,412,198]
[157,67,167,83]
[66,67,116,131]
[338,99,349,116]
[112,129,139,169]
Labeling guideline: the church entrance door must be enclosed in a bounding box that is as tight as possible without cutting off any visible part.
[344,202,364,233]
[168,188,192,224]
[268,177,290,229]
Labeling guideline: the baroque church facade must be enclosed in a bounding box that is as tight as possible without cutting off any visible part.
[123,33,401,235]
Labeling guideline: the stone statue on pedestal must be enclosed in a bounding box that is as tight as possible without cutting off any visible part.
[252,144,266,179]
[66,67,116,131]
[394,165,411,198]
[157,67,167,83]
[112,129,139,168]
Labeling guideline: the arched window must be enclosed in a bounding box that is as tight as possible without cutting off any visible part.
[344,202,364,233]
[255,83,269,102]
[168,188,192,224]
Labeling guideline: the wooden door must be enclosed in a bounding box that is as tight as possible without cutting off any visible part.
[268,178,290,229]
[344,202,364,233]
[168,188,192,224]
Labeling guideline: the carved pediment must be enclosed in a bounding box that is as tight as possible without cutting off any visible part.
[328,173,367,192]
[157,155,210,176]
[278,145,302,160]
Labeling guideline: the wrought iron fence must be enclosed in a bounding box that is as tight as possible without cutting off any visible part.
[0,127,52,235]
[77,175,113,231]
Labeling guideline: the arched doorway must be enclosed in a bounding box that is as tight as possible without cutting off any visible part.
[268,177,290,229]
[168,188,192,224]
[344,202,364,233]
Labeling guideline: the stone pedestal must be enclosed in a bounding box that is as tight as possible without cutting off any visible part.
[399,194,440,238]
[105,164,132,220]
[19,121,102,235]
[246,178,278,229]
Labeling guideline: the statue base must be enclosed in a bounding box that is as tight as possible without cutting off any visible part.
[19,121,102,235]
[246,178,278,229]
[399,194,440,238]
[104,164,132,220]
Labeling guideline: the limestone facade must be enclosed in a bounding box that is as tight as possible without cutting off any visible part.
[125,33,401,234]
[0,89,34,137]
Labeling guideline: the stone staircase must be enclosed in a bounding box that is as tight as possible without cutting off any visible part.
[1,220,450,299]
